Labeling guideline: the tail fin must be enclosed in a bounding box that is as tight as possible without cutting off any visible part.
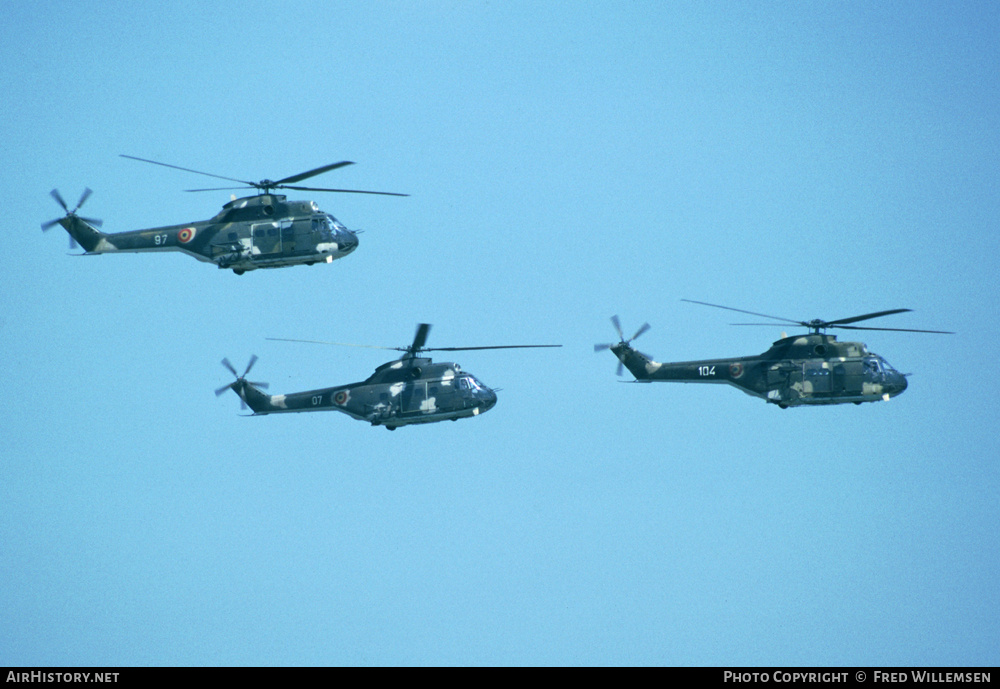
[611,343,659,380]
[58,216,106,252]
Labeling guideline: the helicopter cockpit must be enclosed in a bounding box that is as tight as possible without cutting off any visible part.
[312,214,358,254]
[865,355,908,396]
[865,356,900,377]
[458,374,498,408]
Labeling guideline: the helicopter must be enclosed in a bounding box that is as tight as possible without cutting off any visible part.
[216,324,562,429]
[595,300,953,408]
[41,155,406,275]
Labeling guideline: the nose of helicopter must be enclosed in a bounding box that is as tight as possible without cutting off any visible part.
[889,372,908,397]
[481,387,498,411]
[339,231,359,254]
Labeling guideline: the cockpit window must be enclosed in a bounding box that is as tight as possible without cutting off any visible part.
[311,216,336,240]
[327,214,347,232]
[312,215,348,239]
[459,376,483,391]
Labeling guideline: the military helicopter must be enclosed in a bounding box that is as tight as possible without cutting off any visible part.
[595,300,953,408]
[216,324,561,429]
[41,155,406,275]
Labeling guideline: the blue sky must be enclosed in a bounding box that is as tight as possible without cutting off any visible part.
[2,0,997,666]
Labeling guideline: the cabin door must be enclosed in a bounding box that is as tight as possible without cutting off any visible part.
[250,222,282,255]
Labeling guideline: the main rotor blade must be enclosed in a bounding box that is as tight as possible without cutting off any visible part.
[681,299,804,326]
[410,324,431,353]
[279,185,409,197]
[121,154,251,185]
[731,321,953,334]
[184,187,251,193]
[422,344,563,352]
[275,161,354,185]
[831,324,955,334]
[265,337,402,351]
[266,337,562,353]
[825,309,912,326]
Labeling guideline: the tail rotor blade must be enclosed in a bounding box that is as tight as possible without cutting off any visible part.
[74,188,93,212]
[221,358,238,377]
[243,354,258,377]
[50,189,68,212]
[631,322,651,341]
[610,315,624,341]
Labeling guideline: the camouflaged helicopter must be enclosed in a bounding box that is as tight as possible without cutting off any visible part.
[41,155,406,275]
[217,324,561,429]
[596,300,952,408]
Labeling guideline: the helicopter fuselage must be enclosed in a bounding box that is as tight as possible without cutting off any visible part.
[57,194,358,274]
[230,357,498,429]
[612,333,908,408]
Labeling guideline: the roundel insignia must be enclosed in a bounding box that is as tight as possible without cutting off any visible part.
[333,390,350,406]
[729,362,744,378]
[178,227,196,243]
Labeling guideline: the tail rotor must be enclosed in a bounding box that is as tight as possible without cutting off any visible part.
[42,188,104,249]
[594,316,651,376]
[215,356,269,409]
